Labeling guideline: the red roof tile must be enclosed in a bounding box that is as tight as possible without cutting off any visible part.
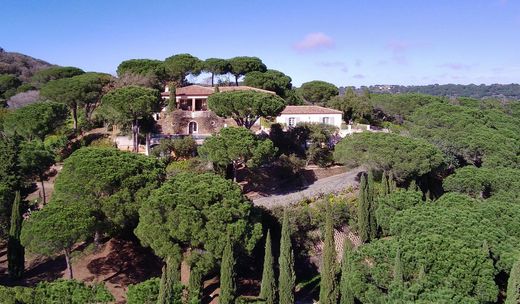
[171,85,276,97]
[280,105,343,115]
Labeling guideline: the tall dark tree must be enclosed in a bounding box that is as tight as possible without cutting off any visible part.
[158,257,181,304]
[244,69,292,98]
[19,141,55,204]
[99,86,159,153]
[259,230,276,304]
[203,58,230,87]
[393,246,404,286]
[278,209,295,304]
[207,90,286,129]
[339,240,354,304]
[228,57,266,86]
[40,72,112,130]
[381,172,390,196]
[7,191,24,279]
[300,80,339,105]
[319,202,338,304]
[506,258,520,304]
[219,237,236,304]
[20,201,96,279]
[163,53,202,87]
[0,134,22,238]
[367,171,378,241]
[357,174,369,243]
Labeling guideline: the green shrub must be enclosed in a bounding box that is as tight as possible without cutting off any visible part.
[127,278,160,304]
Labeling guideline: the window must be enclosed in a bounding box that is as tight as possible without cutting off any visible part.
[322,117,330,124]
[288,117,296,127]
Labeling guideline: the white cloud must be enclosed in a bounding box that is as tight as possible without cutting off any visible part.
[293,32,335,52]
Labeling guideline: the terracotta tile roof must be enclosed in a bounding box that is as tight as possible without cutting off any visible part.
[280,105,343,115]
[218,86,275,94]
[175,85,215,96]
[170,85,276,97]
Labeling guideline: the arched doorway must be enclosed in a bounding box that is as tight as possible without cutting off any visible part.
[188,121,198,134]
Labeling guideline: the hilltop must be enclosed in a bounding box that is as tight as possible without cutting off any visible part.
[0,47,53,82]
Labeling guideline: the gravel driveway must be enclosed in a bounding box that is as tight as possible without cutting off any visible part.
[253,168,363,209]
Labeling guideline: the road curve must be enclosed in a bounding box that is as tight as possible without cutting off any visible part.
[253,168,363,209]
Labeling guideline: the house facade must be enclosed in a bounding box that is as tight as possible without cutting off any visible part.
[158,85,275,136]
[275,105,343,129]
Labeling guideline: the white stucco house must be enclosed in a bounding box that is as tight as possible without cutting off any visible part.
[276,105,343,129]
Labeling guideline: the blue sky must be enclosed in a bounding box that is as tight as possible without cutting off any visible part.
[1,0,519,86]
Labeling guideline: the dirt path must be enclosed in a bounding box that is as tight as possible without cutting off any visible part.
[252,168,363,209]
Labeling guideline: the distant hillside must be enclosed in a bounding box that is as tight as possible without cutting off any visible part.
[340,84,520,100]
[0,47,53,82]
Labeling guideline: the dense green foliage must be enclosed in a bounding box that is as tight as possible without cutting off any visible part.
[443,166,520,201]
[369,93,445,122]
[0,74,22,102]
[244,69,293,98]
[334,132,445,182]
[198,127,276,180]
[117,59,164,78]
[53,147,164,233]
[126,278,161,304]
[339,241,355,304]
[20,201,96,279]
[3,101,68,140]
[259,230,276,304]
[0,279,113,304]
[163,53,202,86]
[319,203,338,304]
[207,90,286,129]
[157,258,183,304]
[151,136,197,163]
[364,83,520,100]
[98,85,159,152]
[278,209,295,304]
[300,80,339,105]
[135,172,262,269]
[7,191,24,279]
[203,58,230,86]
[506,258,520,304]
[328,88,372,123]
[0,134,22,237]
[40,72,112,130]
[31,66,84,86]
[228,56,267,86]
[350,192,520,303]
[220,238,236,304]
[407,102,520,168]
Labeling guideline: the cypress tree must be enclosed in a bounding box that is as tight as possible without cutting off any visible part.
[157,264,168,304]
[8,191,24,279]
[319,202,338,304]
[259,230,276,304]
[157,257,180,304]
[381,172,389,196]
[357,174,369,243]
[389,172,397,193]
[339,240,355,304]
[219,238,235,304]
[393,246,404,286]
[188,267,203,304]
[367,171,377,241]
[506,258,520,304]
[279,209,295,304]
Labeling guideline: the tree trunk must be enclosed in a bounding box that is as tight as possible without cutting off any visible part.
[72,106,78,131]
[235,75,239,86]
[145,133,151,156]
[211,73,215,87]
[132,119,139,153]
[94,230,101,251]
[232,161,237,183]
[39,174,46,205]
[64,248,73,279]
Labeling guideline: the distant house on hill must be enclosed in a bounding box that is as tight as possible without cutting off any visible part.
[276,105,343,129]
